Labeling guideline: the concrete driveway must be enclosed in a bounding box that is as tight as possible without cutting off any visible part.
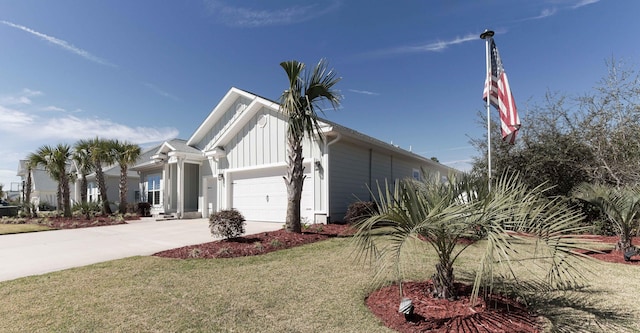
[0,218,281,282]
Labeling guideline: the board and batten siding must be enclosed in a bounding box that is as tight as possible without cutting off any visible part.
[328,141,371,221]
[328,140,440,222]
[225,107,288,169]
[193,96,253,151]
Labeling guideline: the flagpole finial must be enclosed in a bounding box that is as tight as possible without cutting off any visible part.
[480,30,494,39]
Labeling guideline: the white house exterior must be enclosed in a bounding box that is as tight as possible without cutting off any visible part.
[132,87,457,223]
[72,164,140,207]
[16,160,59,209]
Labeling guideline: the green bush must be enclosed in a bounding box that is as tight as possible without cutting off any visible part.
[209,209,246,240]
[72,202,101,218]
[137,202,151,217]
[344,201,378,225]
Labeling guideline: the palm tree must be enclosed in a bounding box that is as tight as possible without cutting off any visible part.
[573,183,640,257]
[353,172,591,303]
[29,144,73,218]
[86,138,116,215]
[73,139,93,204]
[112,140,141,214]
[279,59,341,233]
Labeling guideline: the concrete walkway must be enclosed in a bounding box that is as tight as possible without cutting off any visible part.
[0,218,281,282]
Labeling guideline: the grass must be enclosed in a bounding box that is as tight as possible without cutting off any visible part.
[0,237,638,332]
[0,224,52,235]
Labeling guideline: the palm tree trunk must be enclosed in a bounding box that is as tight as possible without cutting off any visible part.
[56,181,63,213]
[617,230,633,252]
[432,260,456,299]
[95,160,112,215]
[80,173,88,204]
[61,173,72,218]
[25,168,34,217]
[285,132,304,233]
[119,165,128,214]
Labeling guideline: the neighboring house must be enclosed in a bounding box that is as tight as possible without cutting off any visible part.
[16,160,140,211]
[71,164,140,207]
[16,160,60,209]
[132,87,457,223]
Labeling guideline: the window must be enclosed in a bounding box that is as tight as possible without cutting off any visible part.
[147,174,161,206]
[412,169,421,181]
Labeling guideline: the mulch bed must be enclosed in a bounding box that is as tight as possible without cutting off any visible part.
[3,215,136,229]
[367,281,541,333]
[153,223,353,258]
[576,235,640,264]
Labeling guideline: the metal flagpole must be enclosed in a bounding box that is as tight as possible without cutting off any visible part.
[480,29,494,191]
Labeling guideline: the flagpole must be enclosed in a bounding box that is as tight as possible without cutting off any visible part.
[480,29,494,191]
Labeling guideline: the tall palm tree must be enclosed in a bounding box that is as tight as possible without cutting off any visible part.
[86,138,116,215]
[354,172,591,303]
[72,139,93,204]
[29,144,73,218]
[279,59,341,233]
[112,140,141,214]
[573,183,640,257]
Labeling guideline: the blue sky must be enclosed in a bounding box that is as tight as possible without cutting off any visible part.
[0,0,637,190]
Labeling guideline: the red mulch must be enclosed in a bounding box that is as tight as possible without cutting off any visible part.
[11,215,135,229]
[153,223,353,258]
[576,235,640,264]
[367,281,541,333]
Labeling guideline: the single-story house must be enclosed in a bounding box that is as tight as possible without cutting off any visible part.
[72,164,140,208]
[16,160,59,209]
[17,160,140,212]
[131,87,457,223]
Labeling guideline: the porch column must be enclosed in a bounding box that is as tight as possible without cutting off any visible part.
[177,157,184,218]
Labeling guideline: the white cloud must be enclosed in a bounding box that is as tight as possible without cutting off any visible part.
[0,89,41,105]
[1,20,116,67]
[42,106,66,112]
[205,0,341,27]
[0,105,34,127]
[364,33,479,58]
[143,82,180,101]
[348,89,379,96]
[35,116,179,144]
[571,0,600,9]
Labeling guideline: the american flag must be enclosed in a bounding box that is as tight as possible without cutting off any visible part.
[483,38,520,144]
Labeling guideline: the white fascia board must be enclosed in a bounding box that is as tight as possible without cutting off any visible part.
[167,151,205,163]
[187,88,256,146]
[209,97,278,148]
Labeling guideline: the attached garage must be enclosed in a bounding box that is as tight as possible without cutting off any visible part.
[229,166,313,222]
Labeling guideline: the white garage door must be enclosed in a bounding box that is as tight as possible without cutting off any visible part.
[232,168,313,222]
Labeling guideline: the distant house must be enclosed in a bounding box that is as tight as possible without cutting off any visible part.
[131,87,457,223]
[16,160,59,209]
[16,160,140,211]
[71,164,140,208]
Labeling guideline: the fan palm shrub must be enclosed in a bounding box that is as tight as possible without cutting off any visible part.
[353,172,592,303]
[573,183,640,257]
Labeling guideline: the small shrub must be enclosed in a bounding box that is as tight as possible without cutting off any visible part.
[188,248,202,258]
[253,242,265,251]
[270,239,283,248]
[216,247,231,256]
[137,202,151,217]
[344,201,378,225]
[209,209,246,240]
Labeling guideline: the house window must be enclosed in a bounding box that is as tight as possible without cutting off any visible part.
[412,169,421,181]
[147,174,161,206]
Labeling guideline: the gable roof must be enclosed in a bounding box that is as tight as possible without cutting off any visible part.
[187,87,458,173]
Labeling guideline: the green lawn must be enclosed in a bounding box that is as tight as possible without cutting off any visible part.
[0,224,52,235]
[0,237,638,332]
